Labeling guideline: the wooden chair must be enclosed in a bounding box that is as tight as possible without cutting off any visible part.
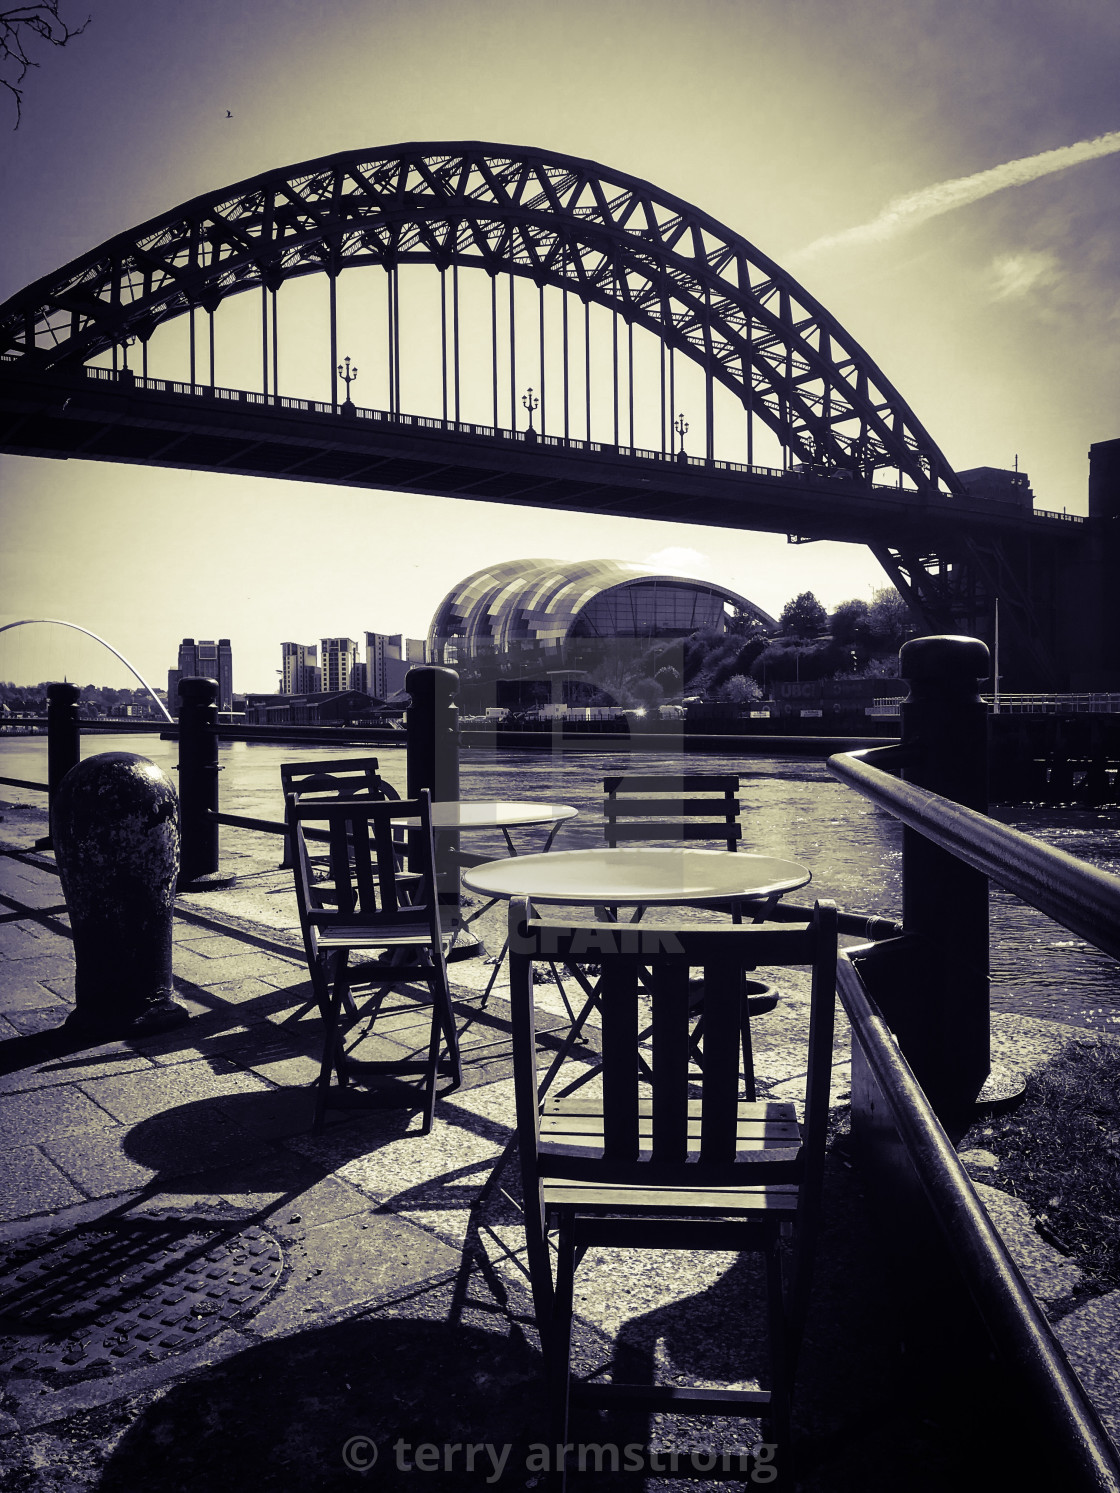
[603,772,742,851]
[290,791,461,1135]
[279,755,399,868]
[509,897,838,1478]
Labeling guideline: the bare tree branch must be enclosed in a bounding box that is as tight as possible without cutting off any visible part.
[1,2,90,127]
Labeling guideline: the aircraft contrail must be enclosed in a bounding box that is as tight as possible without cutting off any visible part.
[792,129,1120,261]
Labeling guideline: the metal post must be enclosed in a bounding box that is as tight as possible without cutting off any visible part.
[509,274,516,432]
[612,307,619,447]
[584,298,591,441]
[491,271,499,428]
[538,281,546,436]
[177,676,221,889]
[39,681,81,849]
[261,282,269,397]
[441,267,448,422]
[628,318,634,449]
[272,287,279,399]
[562,283,570,440]
[329,269,338,410]
[406,665,461,924]
[453,262,461,424]
[899,634,991,1114]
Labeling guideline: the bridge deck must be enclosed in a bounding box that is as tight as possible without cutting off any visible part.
[0,363,1087,549]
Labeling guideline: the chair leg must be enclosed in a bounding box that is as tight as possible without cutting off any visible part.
[313,963,349,1134]
[549,1215,576,1482]
[765,1232,794,1487]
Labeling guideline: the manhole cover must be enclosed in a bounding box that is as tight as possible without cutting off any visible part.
[0,1214,283,1386]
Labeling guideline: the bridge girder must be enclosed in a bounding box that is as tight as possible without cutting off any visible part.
[0,141,963,498]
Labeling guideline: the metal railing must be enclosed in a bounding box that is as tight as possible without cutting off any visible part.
[0,358,1070,519]
[872,694,1120,717]
[828,637,1120,1487]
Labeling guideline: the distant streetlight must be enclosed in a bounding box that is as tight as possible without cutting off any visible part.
[674,412,689,461]
[522,387,539,438]
[338,355,359,406]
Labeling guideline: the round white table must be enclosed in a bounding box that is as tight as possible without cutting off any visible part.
[461,846,810,906]
[422,801,579,835]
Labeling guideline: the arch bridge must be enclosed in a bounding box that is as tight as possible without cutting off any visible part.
[0,142,1111,688]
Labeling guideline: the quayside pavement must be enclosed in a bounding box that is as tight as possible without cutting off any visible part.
[0,802,1118,1491]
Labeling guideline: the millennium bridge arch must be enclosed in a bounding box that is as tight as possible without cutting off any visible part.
[0,620,173,721]
[0,142,1105,688]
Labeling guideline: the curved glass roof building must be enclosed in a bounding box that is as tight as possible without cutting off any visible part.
[427,559,776,665]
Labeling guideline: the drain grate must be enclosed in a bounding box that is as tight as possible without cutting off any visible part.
[0,1213,283,1386]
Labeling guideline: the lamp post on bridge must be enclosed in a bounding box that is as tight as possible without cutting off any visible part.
[522,387,539,442]
[337,355,358,415]
[675,412,688,462]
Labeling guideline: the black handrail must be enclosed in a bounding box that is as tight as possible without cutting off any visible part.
[837,951,1120,1490]
[830,743,1120,964]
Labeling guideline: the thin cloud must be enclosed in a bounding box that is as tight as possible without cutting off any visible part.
[991,250,1061,300]
[792,130,1120,261]
[642,547,712,574]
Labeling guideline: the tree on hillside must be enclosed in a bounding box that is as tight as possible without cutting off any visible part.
[717,674,763,704]
[829,598,871,647]
[779,591,828,639]
[867,586,914,653]
[2,2,89,126]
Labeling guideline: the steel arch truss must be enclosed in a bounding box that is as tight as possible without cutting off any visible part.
[0,142,962,498]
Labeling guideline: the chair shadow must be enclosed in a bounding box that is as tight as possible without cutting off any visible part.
[96,1306,550,1492]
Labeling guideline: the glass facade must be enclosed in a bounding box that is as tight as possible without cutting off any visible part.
[427,560,774,665]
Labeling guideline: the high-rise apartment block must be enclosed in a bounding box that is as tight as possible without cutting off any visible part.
[281,642,321,694]
[320,637,360,693]
[365,632,427,699]
[168,637,233,711]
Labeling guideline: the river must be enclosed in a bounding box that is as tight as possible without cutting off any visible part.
[2,733,1119,1031]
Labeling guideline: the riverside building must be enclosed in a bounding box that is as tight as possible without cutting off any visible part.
[167,637,233,711]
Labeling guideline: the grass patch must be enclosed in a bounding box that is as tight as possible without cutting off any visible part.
[965,1039,1120,1290]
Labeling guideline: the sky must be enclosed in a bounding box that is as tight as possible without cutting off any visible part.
[1,0,1118,692]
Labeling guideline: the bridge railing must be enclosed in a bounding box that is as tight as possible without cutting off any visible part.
[872,692,1120,716]
[828,636,1120,1489]
[19,357,1097,518]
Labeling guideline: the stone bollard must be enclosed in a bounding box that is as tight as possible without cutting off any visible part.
[899,634,991,1115]
[52,752,190,1036]
[406,665,461,921]
[36,682,82,850]
[177,675,220,889]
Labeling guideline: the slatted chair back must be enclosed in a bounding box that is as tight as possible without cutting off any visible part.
[280,756,398,806]
[510,906,836,1194]
[603,773,742,851]
[290,794,441,957]
[281,756,401,873]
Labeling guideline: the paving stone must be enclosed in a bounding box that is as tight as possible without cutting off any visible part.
[0,1086,119,1142]
[173,950,303,987]
[973,1182,1083,1302]
[77,1058,271,1124]
[0,973,70,1011]
[1054,1291,1120,1447]
[0,1043,155,1095]
[40,1110,268,1196]
[0,924,51,959]
[245,1212,458,1338]
[0,1147,85,1219]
